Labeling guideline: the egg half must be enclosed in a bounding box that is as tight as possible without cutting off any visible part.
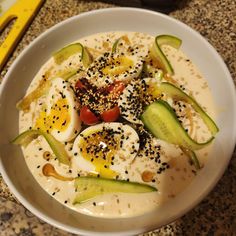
[86,52,145,87]
[35,77,81,142]
[118,78,163,124]
[72,122,140,179]
[118,80,143,125]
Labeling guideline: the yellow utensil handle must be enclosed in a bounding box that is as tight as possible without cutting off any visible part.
[0,0,45,71]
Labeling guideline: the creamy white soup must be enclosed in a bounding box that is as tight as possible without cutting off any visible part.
[15,31,218,218]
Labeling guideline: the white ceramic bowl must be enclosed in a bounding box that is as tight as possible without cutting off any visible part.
[0,8,235,236]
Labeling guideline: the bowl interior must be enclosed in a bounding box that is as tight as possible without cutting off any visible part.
[0,8,235,235]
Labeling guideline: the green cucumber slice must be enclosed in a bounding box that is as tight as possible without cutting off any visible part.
[53,43,92,68]
[12,129,70,165]
[141,100,214,150]
[112,37,121,53]
[158,82,219,136]
[181,148,201,170]
[73,176,157,204]
[150,35,182,75]
[111,35,131,53]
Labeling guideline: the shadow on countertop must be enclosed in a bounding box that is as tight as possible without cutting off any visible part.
[83,0,191,13]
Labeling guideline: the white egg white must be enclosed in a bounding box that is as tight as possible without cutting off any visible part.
[118,80,143,125]
[46,77,81,142]
[118,78,164,124]
[72,122,140,178]
[86,52,145,87]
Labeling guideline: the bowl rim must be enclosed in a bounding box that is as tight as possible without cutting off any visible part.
[0,7,236,236]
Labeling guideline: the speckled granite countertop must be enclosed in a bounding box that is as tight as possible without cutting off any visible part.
[0,0,236,235]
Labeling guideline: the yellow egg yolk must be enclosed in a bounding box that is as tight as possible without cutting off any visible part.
[147,82,162,98]
[102,56,134,76]
[78,129,120,179]
[35,98,71,133]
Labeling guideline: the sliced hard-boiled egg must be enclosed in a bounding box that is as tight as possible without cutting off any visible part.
[118,78,163,124]
[72,122,140,179]
[86,52,145,87]
[118,80,143,125]
[35,77,81,142]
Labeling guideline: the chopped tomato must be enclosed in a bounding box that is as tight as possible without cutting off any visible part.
[107,81,125,95]
[79,106,100,125]
[75,78,91,91]
[75,80,85,90]
[101,105,120,122]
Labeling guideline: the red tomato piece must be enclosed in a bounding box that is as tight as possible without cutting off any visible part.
[80,106,100,125]
[75,78,91,91]
[101,106,120,122]
[107,81,125,95]
[75,80,85,90]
